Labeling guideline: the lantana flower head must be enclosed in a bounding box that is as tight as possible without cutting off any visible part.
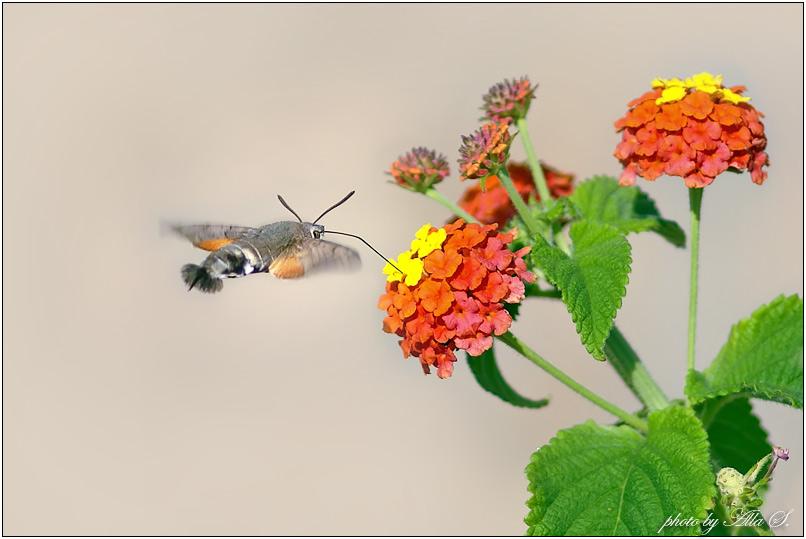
[457,162,575,226]
[614,72,769,188]
[481,76,537,123]
[458,121,514,181]
[379,220,535,379]
[389,147,450,193]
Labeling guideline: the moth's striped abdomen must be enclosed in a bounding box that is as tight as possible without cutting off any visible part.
[182,237,276,293]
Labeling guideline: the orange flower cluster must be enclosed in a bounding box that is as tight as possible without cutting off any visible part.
[457,162,574,226]
[614,74,769,188]
[378,220,535,379]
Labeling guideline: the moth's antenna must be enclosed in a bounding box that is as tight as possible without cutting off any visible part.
[287,190,402,272]
[277,195,303,223]
[313,191,355,224]
[326,230,402,273]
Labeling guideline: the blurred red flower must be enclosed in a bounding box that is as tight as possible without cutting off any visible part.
[457,163,574,227]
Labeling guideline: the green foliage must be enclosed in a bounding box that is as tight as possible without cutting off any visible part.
[697,397,771,473]
[686,294,804,408]
[569,175,686,247]
[508,197,574,251]
[524,406,715,536]
[531,220,631,360]
[466,347,549,409]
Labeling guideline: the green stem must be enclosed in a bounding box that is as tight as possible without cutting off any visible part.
[512,117,570,253]
[423,187,480,224]
[711,503,773,536]
[498,331,648,432]
[551,223,571,255]
[515,117,552,204]
[687,187,704,372]
[497,167,540,236]
[604,326,670,411]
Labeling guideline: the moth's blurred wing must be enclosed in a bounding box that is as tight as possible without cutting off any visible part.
[269,240,361,279]
[170,224,255,251]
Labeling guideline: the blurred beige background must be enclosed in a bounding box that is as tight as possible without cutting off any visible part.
[3,4,803,536]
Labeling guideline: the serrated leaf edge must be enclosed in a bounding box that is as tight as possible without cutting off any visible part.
[525,408,715,535]
[534,221,632,360]
[687,294,804,408]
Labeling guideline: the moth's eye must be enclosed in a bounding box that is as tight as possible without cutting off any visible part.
[312,230,321,239]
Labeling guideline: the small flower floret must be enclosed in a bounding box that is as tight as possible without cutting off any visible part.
[410,223,447,258]
[481,76,537,122]
[383,251,425,287]
[458,121,514,181]
[389,147,450,192]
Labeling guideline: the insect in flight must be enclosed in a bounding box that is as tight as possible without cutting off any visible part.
[171,191,395,293]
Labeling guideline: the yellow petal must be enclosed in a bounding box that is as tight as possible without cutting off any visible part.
[424,228,447,250]
[411,226,447,258]
[651,77,686,89]
[656,86,687,105]
[410,223,433,256]
[384,250,413,282]
[383,250,425,285]
[686,73,725,95]
[687,72,721,89]
[718,88,751,104]
[403,258,425,286]
[415,223,432,240]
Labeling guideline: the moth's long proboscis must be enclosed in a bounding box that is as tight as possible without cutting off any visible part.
[326,230,401,273]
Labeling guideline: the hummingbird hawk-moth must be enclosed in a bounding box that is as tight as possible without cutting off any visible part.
[171,191,377,293]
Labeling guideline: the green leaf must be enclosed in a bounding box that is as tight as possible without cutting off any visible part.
[697,396,771,472]
[532,220,631,361]
[569,175,686,248]
[525,406,715,536]
[686,294,804,409]
[466,347,549,409]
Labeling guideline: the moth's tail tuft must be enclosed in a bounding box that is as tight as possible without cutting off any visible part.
[181,264,223,293]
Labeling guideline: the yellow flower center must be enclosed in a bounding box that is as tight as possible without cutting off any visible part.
[410,224,447,258]
[383,223,447,285]
[651,72,751,105]
[383,251,424,286]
